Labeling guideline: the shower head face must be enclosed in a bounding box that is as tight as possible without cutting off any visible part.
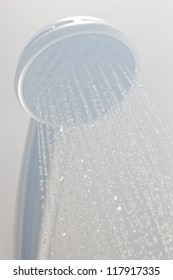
[15,17,138,125]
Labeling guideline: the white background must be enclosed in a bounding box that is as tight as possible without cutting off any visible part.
[0,260,173,279]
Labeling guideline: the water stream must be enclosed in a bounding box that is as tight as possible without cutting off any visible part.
[36,64,173,259]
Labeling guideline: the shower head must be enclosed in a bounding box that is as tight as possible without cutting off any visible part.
[15,16,138,125]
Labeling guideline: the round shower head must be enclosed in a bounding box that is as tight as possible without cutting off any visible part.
[15,16,138,125]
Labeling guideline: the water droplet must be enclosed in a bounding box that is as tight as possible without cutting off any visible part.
[60,176,64,182]
[40,179,44,186]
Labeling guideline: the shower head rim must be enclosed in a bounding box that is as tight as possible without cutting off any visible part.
[15,16,139,122]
